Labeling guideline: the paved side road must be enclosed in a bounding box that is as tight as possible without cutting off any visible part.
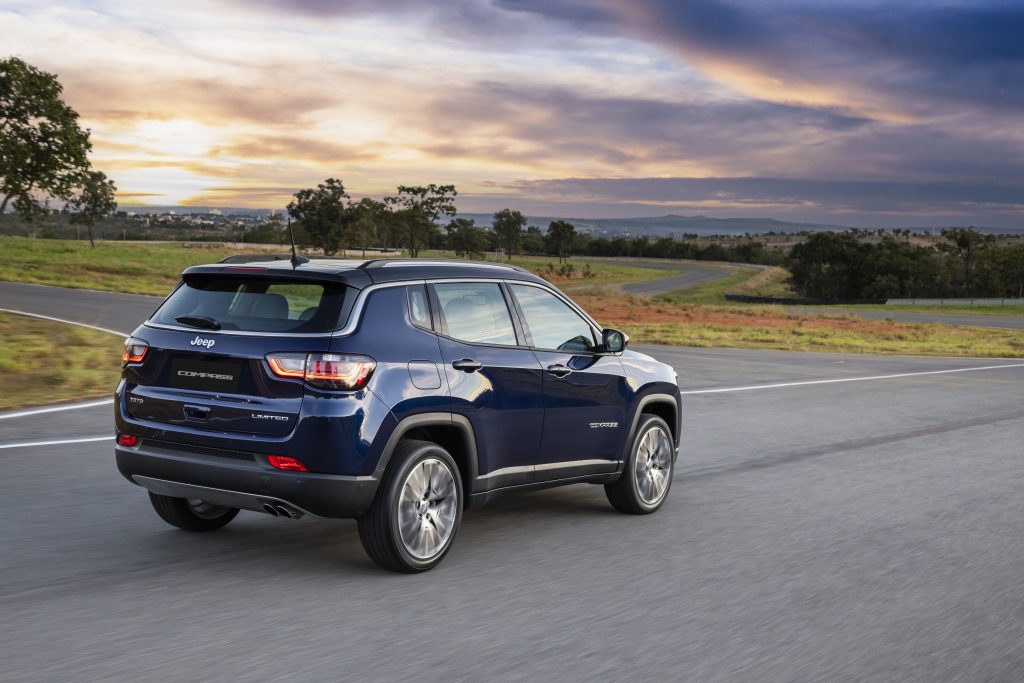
[577,257,736,296]
[0,281,160,334]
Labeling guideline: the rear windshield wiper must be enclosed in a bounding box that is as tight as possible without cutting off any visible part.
[175,315,222,330]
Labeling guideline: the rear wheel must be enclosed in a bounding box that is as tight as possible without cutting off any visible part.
[148,492,239,532]
[358,440,463,573]
[605,415,675,514]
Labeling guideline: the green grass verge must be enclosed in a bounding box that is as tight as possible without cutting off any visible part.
[0,312,122,410]
[574,294,1024,358]
[826,303,1024,316]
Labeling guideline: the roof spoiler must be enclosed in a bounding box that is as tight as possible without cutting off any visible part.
[218,254,291,264]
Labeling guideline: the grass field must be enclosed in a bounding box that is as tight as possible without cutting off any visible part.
[0,237,242,296]
[0,312,122,409]
[0,238,663,296]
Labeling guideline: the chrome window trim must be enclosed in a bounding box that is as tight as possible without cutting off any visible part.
[337,277,601,339]
[144,276,603,340]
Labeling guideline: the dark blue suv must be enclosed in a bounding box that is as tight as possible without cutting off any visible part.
[115,257,681,572]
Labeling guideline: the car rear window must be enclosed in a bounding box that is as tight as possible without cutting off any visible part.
[150,276,352,333]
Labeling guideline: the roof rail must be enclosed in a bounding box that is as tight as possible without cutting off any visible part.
[218,254,291,264]
[357,258,527,272]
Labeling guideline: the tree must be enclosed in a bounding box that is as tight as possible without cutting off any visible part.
[385,184,457,258]
[350,197,386,258]
[546,219,576,263]
[492,208,526,261]
[788,231,868,299]
[446,217,487,258]
[999,245,1024,298]
[939,227,996,296]
[522,225,545,254]
[286,178,351,255]
[1,58,92,219]
[66,170,117,247]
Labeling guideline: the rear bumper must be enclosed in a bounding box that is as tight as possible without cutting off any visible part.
[116,442,379,519]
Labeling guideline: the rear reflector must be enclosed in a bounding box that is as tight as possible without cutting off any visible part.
[122,337,149,364]
[117,434,138,447]
[266,353,375,390]
[267,455,308,472]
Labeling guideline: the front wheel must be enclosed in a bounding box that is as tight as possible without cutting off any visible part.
[358,440,463,573]
[148,492,239,531]
[605,415,675,514]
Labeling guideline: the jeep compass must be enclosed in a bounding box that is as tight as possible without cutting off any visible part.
[115,257,681,572]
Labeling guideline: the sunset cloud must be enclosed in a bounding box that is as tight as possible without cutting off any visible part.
[2,0,1022,226]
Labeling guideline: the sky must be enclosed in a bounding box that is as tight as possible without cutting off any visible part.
[3,0,1024,227]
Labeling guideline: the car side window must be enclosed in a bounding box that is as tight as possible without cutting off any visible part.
[407,285,432,330]
[433,282,518,346]
[509,284,596,352]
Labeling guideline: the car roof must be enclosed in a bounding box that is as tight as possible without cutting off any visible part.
[181,256,549,288]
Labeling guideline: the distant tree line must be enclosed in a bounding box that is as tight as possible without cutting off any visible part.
[789,228,1024,299]
[277,178,792,267]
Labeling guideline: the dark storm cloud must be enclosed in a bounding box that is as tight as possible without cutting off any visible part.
[592,0,1024,117]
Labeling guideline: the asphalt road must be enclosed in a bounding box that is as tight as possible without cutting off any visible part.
[3,284,1024,681]
[0,280,162,334]
[789,306,1024,330]
[576,257,736,296]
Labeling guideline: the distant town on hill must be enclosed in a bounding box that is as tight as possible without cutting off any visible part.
[102,206,1022,238]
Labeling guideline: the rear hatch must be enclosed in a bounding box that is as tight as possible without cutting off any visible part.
[123,272,352,436]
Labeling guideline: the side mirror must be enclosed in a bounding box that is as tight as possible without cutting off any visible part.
[601,328,628,354]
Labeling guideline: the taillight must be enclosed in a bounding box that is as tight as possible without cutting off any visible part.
[266,353,375,391]
[122,337,149,364]
[267,455,308,472]
[117,434,138,447]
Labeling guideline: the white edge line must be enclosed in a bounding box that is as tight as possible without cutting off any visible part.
[0,308,128,337]
[0,436,110,450]
[681,363,1024,395]
[0,398,112,420]
[1,280,163,301]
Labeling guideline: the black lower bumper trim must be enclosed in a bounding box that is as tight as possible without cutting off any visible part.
[116,446,378,519]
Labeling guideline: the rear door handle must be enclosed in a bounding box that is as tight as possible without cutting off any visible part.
[452,359,482,373]
[547,364,572,378]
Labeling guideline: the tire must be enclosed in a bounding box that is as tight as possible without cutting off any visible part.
[358,440,463,573]
[605,414,675,514]
[148,492,239,532]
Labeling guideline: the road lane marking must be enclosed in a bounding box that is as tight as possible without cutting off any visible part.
[0,398,112,420]
[0,280,163,300]
[681,363,1024,395]
[0,436,110,450]
[0,308,127,337]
